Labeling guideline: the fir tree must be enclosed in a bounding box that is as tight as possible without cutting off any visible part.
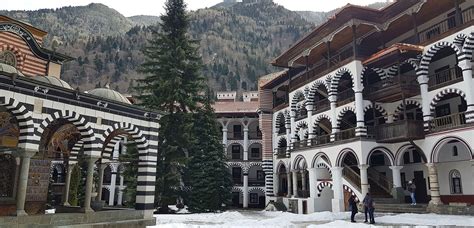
[119,142,139,207]
[186,90,232,212]
[135,0,205,211]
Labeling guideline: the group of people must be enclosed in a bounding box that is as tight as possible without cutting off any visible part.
[348,180,418,224]
[348,193,375,224]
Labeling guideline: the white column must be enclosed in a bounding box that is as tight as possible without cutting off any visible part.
[418,75,431,131]
[96,163,107,201]
[308,168,318,198]
[243,174,249,208]
[273,172,279,196]
[109,173,117,206]
[292,170,298,197]
[459,60,474,123]
[117,174,124,206]
[243,126,249,161]
[354,87,366,137]
[359,165,369,197]
[285,120,291,157]
[329,95,338,142]
[389,166,403,188]
[427,163,442,206]
[306,104,314,146]
[387,113,394,123]
[301,171,307,193]
[331,167,344,212]
[63,163,74,206]
[287,171,292,197]
[222,127,228,148]
[83,156,98,213]
[14,150,35,216]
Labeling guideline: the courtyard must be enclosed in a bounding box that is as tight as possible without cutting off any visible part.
[150,210,474,227]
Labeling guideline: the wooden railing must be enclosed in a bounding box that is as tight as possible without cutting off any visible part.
[429,112,466,132]
[428,67,463,91]
[337,88,355,106]
[342,166,361,191]
[310,134,331,146]
[368,169,393,194]
[374,120,425,143]
[292,140,308,150]
[364,75,418,95]
[419,7,474,44]
[312,100,330,114]
[335,128,356,141]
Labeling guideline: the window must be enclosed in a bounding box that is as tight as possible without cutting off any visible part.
[233,125,242,139]
[257,170,265,180]
[250,193,258,204]
[232,167,242,183]
[0,51,17,67]
[412,151,422,163]
[232,145,241,159]
[450,169,462,194]
[251,147,260,158]
[403,152,411,164]
[452,146,458,156]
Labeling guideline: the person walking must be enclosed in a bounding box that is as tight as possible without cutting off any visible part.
[362,193,370,223]
[348,195,358,223]
[365,193,375,224]
[408,180,417,205]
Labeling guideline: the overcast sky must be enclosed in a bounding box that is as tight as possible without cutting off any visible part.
[3,0,387,17]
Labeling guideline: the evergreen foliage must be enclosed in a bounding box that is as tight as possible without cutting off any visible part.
[119,142,139,207]
[135,0,205,211]
[186,91,233,212]
[69,165,81,206]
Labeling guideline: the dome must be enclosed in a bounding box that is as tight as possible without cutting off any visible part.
[87,88,131,104]
[33,76,73,90]
[0,63,24,76]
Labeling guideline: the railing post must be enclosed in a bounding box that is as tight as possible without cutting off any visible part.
[292,170,298,198]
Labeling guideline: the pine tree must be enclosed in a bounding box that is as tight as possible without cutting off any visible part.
[135,0,205,211]
[187,90,232,212]
[119,142,139,207]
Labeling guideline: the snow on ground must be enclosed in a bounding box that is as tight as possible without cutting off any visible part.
[150,210,474,228]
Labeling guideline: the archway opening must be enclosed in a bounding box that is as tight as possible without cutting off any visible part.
[228,121,244,140]
[248,120,261,140]
[398,146,429,203]
[312,84,330,113]
[313,118,332,145]
[277,138,287,158]
[248,165,264,187]
[340,151,360,190]
[362,68,382,89]
[396,103,422,121]
[248,188,266,208]
[231,166,243,186]
[431,92,467,131]
[294,93,307,121]
[277,165,288,197]
[276,113,286,135]
[248,143,262,160]
[227,143,243,160]
[365,107,386,136]
[293,157,308,198]
[337,72,354,106]
[368,150,393,198]
[427,46,462,90]
[337,111,356,141]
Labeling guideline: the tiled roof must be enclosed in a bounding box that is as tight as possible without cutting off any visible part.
[213,101,259,113]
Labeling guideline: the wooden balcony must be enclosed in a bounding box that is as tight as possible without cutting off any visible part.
[364,75,420,103]
[310,134,331,146]
[428,67,463,91]
[337,89,355,106]
[335,128,356,141]
[374,120,425,143]
[312,100,330,114]
[429,112,466,132]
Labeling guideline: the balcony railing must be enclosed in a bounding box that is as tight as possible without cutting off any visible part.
[364,75,420,102]
[342,165,361,192]
[374,120,425,143]
[310,134,331,146]
[429,112,466,132]
[249,179,265,186]
[312,100,330,114]
[335,128,356,141]
[419,7,474,44]
[228,131,243,140]
[428,67,463,91]
[292,140,308,150]
[337,88,355,106]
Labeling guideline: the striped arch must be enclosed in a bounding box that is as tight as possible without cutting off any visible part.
[307,80,330,104]
[275,112,286,130]
[276,160,288,173]
[293,155,307,170]
[336,106,356,127]
[69,140,84,163]
[313,113,332,129]
[37,110,98,156]
[430,136,473,163]
[316,181,333,194]
[429,88,467,116]
[364,103,388,121]
[366,147,395,166]
[454,33,468,48]
[311,152,332,168]
[227,162,244,170]
[100,122,148,161]
[248,162,263,170]
[232,187,243,194]
[336,148,360,167]
[393,100,422,121]
[316,163,332,177]
[291,90,306,112]
[0,97,37,150]
[293,121,308,138]
[343,185,359,201]
[361,67,387,83]
[277,136,288,147]
[330,67,354,94]
[462,31,474,61]
[387,59,419,78]
[0,43,26,71]
[248,187,266,195]
[418,41,463,76]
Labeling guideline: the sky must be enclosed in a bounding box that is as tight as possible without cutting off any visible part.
[3,0,386,17]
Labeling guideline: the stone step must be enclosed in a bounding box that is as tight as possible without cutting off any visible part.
[374,203,428,214]
[373,198,398,204]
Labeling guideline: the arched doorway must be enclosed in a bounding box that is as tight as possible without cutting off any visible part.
[397,146,429,203]
[367,149,394,198]
[277,164,288,197]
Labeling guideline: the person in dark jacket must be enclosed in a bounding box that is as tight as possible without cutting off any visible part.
[362,193,369,223]
[348,195,358,223]
[408,180,417,205]
[364,193,375,224]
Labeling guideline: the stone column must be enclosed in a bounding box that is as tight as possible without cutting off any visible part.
[96,163,107,201]
[354,87,366,137]
[427,163,442,206]
[222,127,228,149]
[285,121,291,157]
[459,60,474,123]
[273,172,279,196]
[62,163,75,206]
[109,173,117,206]
[292,170,298,198]
[331,167,344,212]
[243,173,249,208]
[243,126,249,161]
[359,165,369,197]
[301,171,307,192]
[308,168,318,198]
[287,171,292,197]
[329,95,338,142]
[83,156,98,213]
[306,104,314,146]
[14,150,36,216]
[417,75,431,131]
[117,173,124,206]
[389,166,403,188]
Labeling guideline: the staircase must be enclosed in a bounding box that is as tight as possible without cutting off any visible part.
[375,203,428,214]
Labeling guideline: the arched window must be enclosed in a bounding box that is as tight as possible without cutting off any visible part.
[452,146,458,156]
[449,169,462,194]
[0,154,16,197]
[0,51,17,67]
